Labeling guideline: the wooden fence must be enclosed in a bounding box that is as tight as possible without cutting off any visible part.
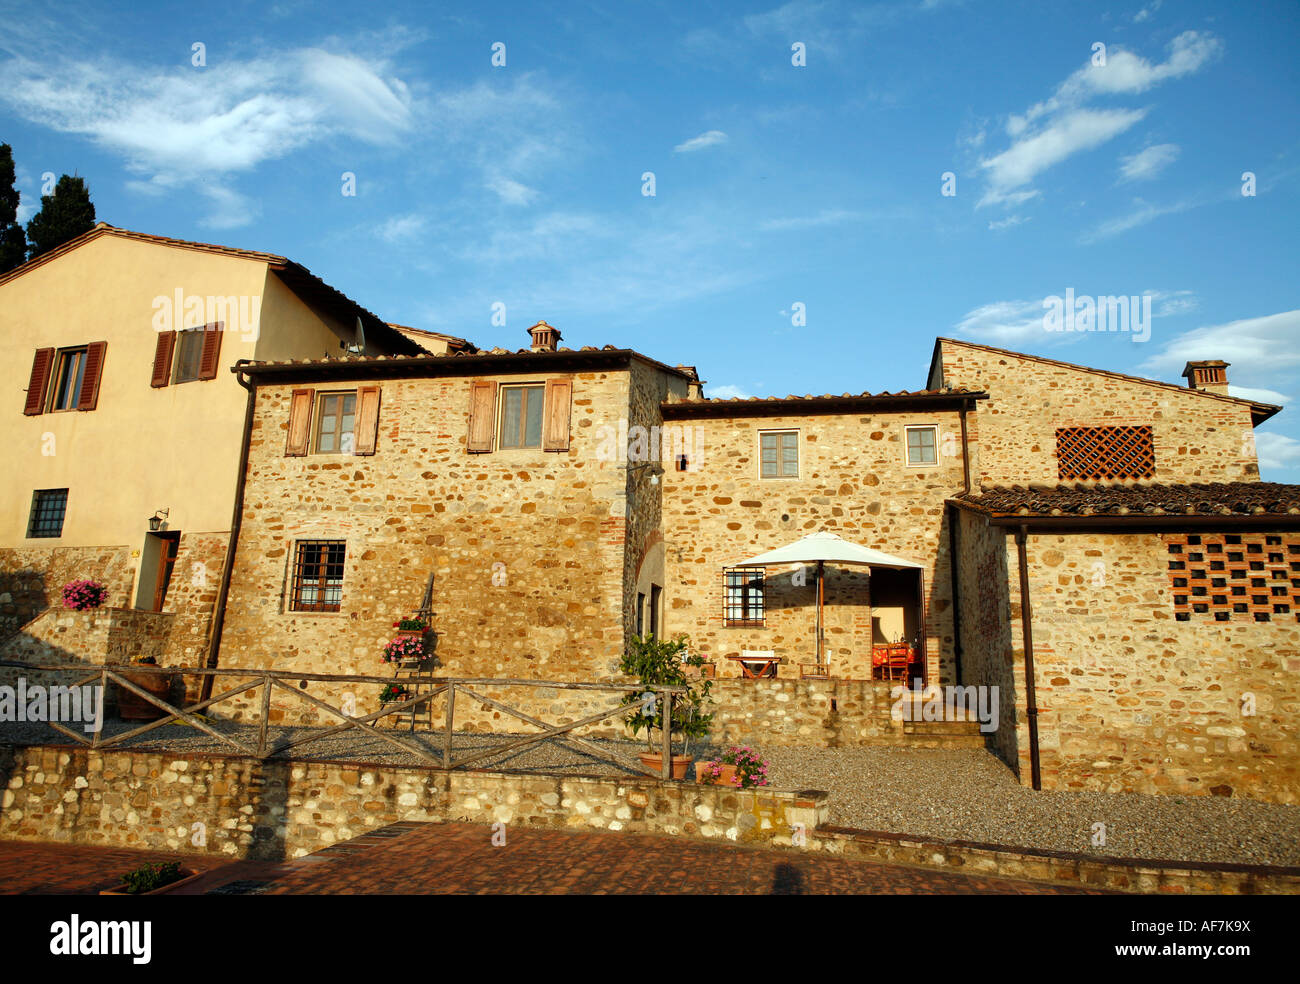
[0,661,688,780]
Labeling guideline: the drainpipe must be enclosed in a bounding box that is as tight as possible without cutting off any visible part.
[1014,525,1042,790]
[946,504,963,683]
[958,405,971,494]
[200,361,256,703]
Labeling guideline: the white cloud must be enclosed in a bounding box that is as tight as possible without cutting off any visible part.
[1138,309,1300,381]
[988,214,1028,231]
[1255,432,1300,474]
[1230,386,1291,406]
[952,298,1052,345]
[980,108,1147,206]
[486,177,539,205]
[978,32,1220,208]
[1119,143,1179,182]
[1147,288,1198,317]
[760,208,860,231]
[674,130,729,153]
[1078,197,1197,243]
[1132,1,1162,23]
[375,214,427,243]
[708,384,754,400]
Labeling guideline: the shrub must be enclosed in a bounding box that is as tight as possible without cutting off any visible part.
[120,861,182,894]
[62,579,107,611]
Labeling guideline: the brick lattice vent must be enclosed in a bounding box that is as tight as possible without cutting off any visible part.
[1056,425,1156,481]
[1166,533,1300,623]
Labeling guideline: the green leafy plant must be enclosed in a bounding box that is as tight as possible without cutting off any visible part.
[379,682,411,704]
[620,633,713,755]
[120,861,182,894]
[132,655,157,665]
[707,746,769,788]
[392,618,428,632]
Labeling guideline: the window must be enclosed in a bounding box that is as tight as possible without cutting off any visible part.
[649,584,662,638]
[1056,426,1155,481]
[636,592,645,636]
[49,349,88,411]
[724,568,765,626]
[760,431,798,478]
[905,425,938,466]
[290,540,347,612]
[499,384,546,449]
[27,489,68,538]
[173,330,205,384]
[314,392,357,454]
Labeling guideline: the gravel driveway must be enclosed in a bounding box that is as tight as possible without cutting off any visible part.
[5,721,1297,866]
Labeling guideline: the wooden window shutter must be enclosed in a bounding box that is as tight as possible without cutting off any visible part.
[466,380,498,453]
[75,341,107,411]
[353,386,381,455]
[151,331,176,388]
[197,322,224,380]
[285,388,315,456]
[24,348,54,415]
[543,377,572,451]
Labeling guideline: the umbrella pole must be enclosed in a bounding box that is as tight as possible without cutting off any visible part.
[816,560,825,665]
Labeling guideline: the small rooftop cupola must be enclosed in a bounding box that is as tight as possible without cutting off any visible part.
[528,320,561,352]
[1182,360,1230,395]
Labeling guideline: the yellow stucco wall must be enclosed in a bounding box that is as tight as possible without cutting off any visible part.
[0,234,370,598]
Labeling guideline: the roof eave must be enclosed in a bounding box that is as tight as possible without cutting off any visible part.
[661,391,988,419]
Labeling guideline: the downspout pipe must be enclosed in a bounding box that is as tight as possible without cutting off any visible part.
[946,504,963,683]
[1014,525,1042,790]
[958,405,971,494]
[201,361,257,703]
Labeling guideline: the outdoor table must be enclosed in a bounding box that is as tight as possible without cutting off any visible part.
[726,654,783,679]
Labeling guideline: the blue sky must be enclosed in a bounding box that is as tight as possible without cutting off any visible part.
[2,0,1297,478]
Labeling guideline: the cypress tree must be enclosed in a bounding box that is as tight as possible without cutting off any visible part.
[25,173,96,260]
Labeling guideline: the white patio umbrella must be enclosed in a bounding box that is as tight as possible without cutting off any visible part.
[732,531,922,666]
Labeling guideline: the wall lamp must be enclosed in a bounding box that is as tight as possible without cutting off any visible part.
[627,462,666,486]
[148,508,170,532]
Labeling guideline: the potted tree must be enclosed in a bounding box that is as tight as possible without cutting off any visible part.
[116,655,174,721]
[620,633,713,780]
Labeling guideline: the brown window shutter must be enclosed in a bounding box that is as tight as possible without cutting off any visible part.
[197,322,224,380]
[75,341,107,411]
[285,388,315,456]
[543,377,573,451]
[466,380,498,453]
[24,348,54,415]
[151,331,176,388]
[353,386,382,455]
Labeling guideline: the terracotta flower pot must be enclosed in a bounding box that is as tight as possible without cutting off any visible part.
[638,752,693,780]
[116,668,174,721]
[100,868,202,896]
[696,763,738,786]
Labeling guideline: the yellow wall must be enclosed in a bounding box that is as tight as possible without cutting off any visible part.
[0,233,374,607]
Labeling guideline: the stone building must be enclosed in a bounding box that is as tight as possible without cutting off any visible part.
[2,224,1295,804]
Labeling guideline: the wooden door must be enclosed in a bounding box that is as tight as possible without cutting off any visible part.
[151,533,180,612]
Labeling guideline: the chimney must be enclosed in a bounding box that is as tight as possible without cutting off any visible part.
[528,320,561,352]
[1182,360,1230,395]
[675,365,705,400]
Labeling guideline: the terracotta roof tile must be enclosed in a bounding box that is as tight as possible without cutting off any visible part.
[952,482,1300,518]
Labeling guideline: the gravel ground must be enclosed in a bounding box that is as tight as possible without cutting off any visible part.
[5,721,1297,866]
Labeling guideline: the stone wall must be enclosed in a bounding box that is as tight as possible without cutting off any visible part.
[952,508,1021,771]
[218,368,648,723]
[709,678,905,745]
[661,408,965,684]
[0,545,134,641]
[0,744,828,859]
[936,340,1262,485]
[1019,528,1300,803]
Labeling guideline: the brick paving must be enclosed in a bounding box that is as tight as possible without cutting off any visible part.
[0,823,1109,894]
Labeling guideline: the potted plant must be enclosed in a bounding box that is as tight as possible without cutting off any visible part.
[382,634,426,666]
[62,579,108,611]
[100,860,202,896]
[379,682,411,705]
[392,617,428,638]
[698,746,770,788]
[620,633,713,780]
[116,655,174,721]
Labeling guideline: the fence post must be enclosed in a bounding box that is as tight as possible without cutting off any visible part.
[257,671,272,758]
[443,682,456,768]
[660,686,672,780]
[92,666,108,748]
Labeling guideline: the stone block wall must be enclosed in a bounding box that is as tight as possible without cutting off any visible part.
[0,545,134,641]
[935,340,1262,485]
[661,408,965,684]
[1020,529,1300,803]
[0,744,828,859]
